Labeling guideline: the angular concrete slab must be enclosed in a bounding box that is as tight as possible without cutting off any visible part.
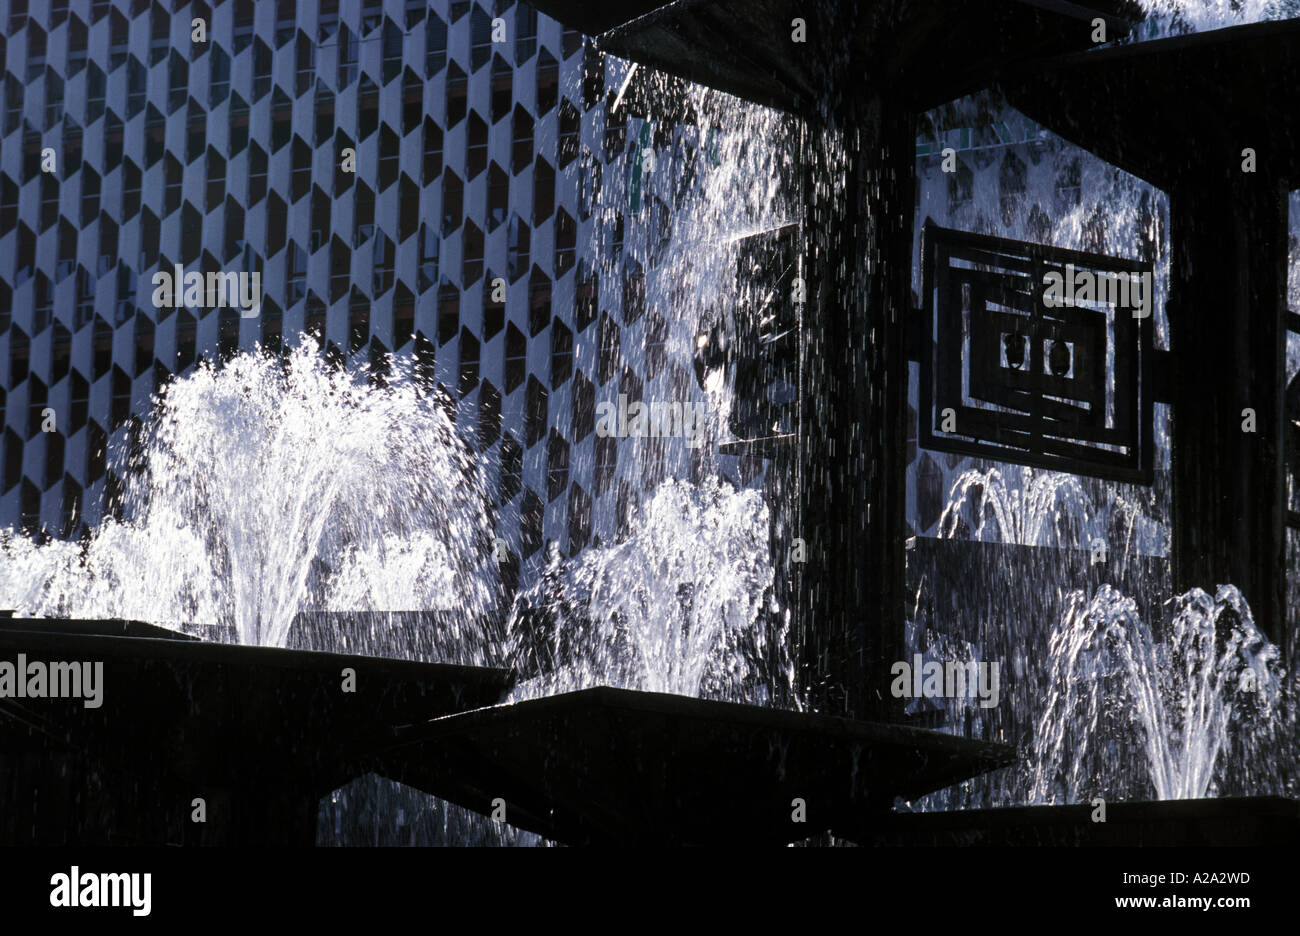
[377,686,1014,845]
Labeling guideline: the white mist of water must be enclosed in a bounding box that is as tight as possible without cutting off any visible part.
[507,476,790,704]
[0,342,501,657]
[1136,0,1296,37]
[938,465,1103,548]
[1030,584,1283,803]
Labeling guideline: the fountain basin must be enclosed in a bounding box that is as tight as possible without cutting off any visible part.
[0,616,514,844]
[375,686,1014,846]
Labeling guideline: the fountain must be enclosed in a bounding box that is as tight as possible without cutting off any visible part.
[3,0,1299,847]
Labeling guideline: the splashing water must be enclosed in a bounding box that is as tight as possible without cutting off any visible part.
[1030,584,1283,803]
[508,476,792,704]
[1135,0,1297,39]
[0,342,501,658]
[938,465,1103,548]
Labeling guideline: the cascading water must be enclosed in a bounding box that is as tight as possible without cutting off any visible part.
[494,69,800,705]
[904,0,1300,810]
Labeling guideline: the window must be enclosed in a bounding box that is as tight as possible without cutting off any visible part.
[291,137,312,202]
[318,0,339,43]
[354,183,374,246]
[271,93,295,153]
[4,77,23,136]
[506,323,527,392]
[27,25,46,82]
[248,144,267,205]
[507,215,528,282]
[207,148,226,213]
[406,0,426,29]
[85,66,105,123]
[122,160,141,221]
[446,64,467,127]
[362,0,382,34]
[34,274,53,333]
[512,104,533,174]
[315,86,335,147]
[76,271,97,333]
[438,279,458,345]
[138,209,159,271]
[151,5,170,66]
[168,50,187,113]
[404,70,423,136]
[470,7,491,71]
[223,199,244,262]
[383,20,403,85]
[559,99,580,168]
[551,319,573,389]
[81,167,101,227]
[554,209,576,277]
[296,32,313,96]
[163,157,181,218]
[114,266,136,325]
[379,127,399,190]
[286,242,307,306]
[467,113,487,179]
[40,175,58,232]
[98,218,117,278]
[9,0,28,34]
[419,225,438,293]
[228,93,250,155]
[187,101,206,162]
[128,57,147,119]
[423,117,443,184]
[253,39,272,101]
[441,171,462,236]
[426,15,447,77]
[491,54,511,123]
[349,292,370,353]
[99,113,118,169]
[537,50,558,114]
[330,237,350,302]
[210,46,231,107]
[488,164,508,232]
[68,16,88,75]
[533,157,554,223]
[337,25,357,88]
[358,78,379,140]
[394,286,415,349]
[233,0,254,54]
[275,0,295,47]
[529,267,551,336]
[23,129,42,184]
[46,71,65,129]
[517,5,538,64]
[459,329,479,397]
[110,11,128,69]
[311,187,330,253]
[0,176,18,232]
[547,430,569,502]
[462,222,483,287]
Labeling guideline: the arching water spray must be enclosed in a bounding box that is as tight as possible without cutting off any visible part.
[1030,584,1285,803]
[0,341,502,661]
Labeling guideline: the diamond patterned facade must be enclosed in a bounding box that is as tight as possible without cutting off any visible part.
[0,1,770,591]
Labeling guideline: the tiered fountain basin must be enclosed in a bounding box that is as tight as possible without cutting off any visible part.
[0,614,513,845]
[1,615,1013,846]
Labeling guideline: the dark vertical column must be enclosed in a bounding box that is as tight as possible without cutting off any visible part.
[1167,167,1287,639]
[800,84,913,720]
